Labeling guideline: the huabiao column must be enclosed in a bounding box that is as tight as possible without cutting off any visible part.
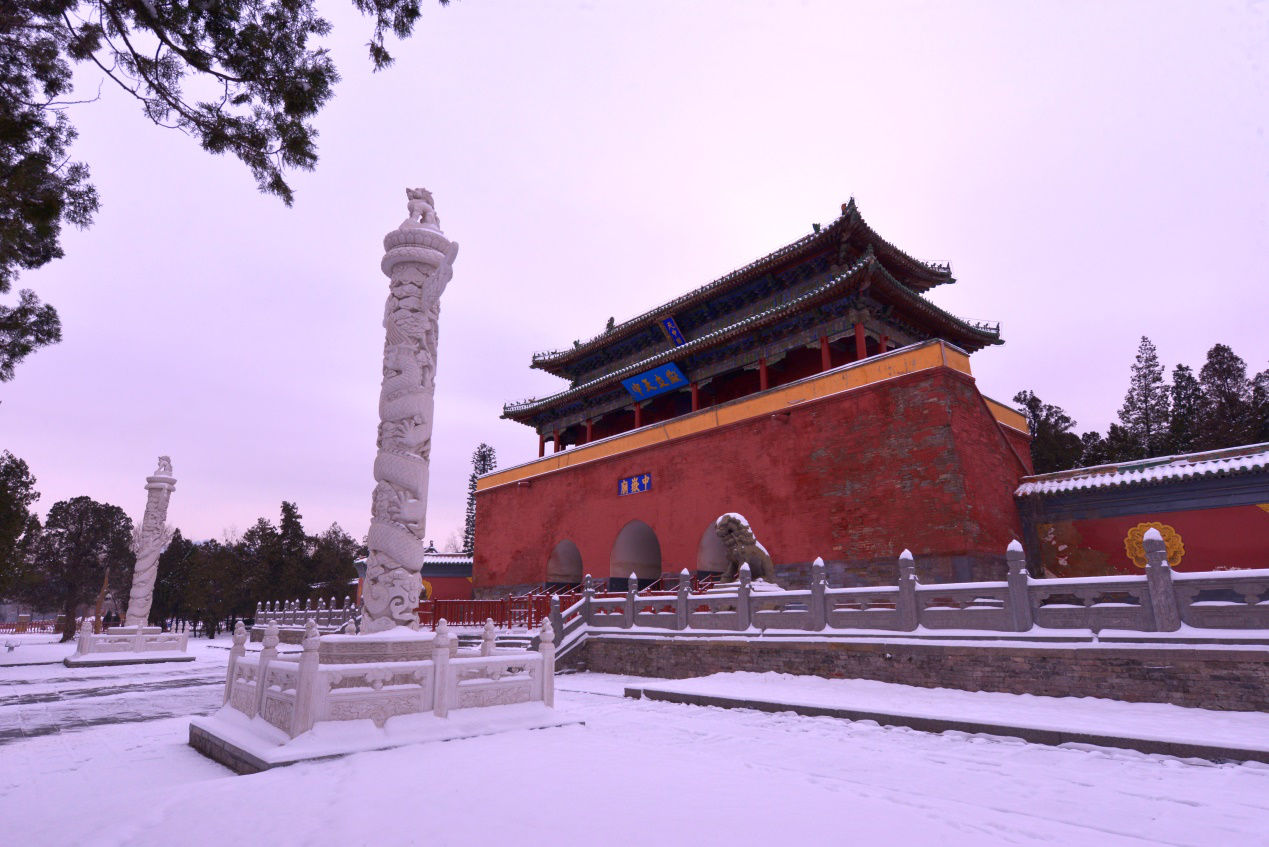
[362,188,459,633]
[124,456,177,628]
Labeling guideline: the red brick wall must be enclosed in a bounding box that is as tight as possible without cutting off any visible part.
[474,367,1029,594]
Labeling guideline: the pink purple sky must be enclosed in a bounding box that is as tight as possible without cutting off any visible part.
[3,1,1266,545]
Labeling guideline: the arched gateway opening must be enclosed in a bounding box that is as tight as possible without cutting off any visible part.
[610,519,662,590]
[546,539,584,588]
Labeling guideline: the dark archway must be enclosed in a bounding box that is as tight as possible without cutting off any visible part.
[610,519,662,589]
[545,539,584,588]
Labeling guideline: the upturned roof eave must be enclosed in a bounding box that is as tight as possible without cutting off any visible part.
[529,199,953,376]
[502,257,994,424]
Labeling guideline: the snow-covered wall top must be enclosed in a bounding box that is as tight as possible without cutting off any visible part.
[1015,443,1269,497]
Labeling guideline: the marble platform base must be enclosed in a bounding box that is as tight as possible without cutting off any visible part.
[64,650,195,667]
[192,620,564,773]
[64,627,190,667]
[189,701,581,774]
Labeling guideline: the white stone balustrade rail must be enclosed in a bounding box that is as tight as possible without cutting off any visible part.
[547,535,1269,651]
[251,597,357,633]
[223,618,556,739]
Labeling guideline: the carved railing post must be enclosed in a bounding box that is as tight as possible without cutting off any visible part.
[1144,528,1181,632]
[809,557,827,632]
[676,568,690,631]
[224,620,246,705]
[583,574,595,625]
[897,550,919,632]
[1006,540,1033,632]
[539,617,556,708]
[624,573,637,629]
[432,619,451,718]
[738,563,752,630]
[549,596,564,647]
[481,618,496,656]
[256,620,280,717]
[290,620,321,738]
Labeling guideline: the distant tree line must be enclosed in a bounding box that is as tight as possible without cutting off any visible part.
[1015,340,1269,474]
[0,451,364,640]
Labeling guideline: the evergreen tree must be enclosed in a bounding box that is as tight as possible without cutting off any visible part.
[150,529,196,627]
[462,443,497,554]
[1,0,448,381]
[309,522,359,599]
[1197,344,1256,449]
[1078,431,1108,467]
[1167,364,1204,454]
[276,501,312,598]
[1012,391,1083,473]
[1103,423,1142,463]
[1251,368,1269,444]
[184,538,254,637]
[0,451,40,587]
[19,496,134,640]
[240,516,281,601]
[1116,337,1170,459]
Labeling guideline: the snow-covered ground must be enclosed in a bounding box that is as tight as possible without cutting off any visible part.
[632,671,1269,754]
[2,637,1267,846]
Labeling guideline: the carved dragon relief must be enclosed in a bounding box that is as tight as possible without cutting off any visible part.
[124,456,178,627]
[362,189,459,632]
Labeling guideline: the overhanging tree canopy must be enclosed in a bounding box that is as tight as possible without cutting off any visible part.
[0,0,448,380]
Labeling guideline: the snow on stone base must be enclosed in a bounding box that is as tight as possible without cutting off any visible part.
[190,701,583,773]
[64,650,196,667]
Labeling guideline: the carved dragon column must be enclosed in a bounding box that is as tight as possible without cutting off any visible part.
[362,188,459,633]
[124,456,177,628]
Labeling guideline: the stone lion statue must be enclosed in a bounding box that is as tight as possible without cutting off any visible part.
[715,513,777,583]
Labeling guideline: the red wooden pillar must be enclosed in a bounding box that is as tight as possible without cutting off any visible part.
[759,357,769,391]
[634,404,642,428]
[538,434,545,458]
[690,382,700,412]
[880,333,889,355]
[585,419,593,444]
[820,335,831,371]
[854,323,867,360]
[553,429,561,453]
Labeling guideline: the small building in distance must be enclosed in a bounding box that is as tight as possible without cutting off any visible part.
[474,200,1033,596]
[419,550,475,601]
[1015,443,1269,578]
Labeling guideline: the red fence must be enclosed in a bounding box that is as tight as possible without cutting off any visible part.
[0,619,61,635]
[416,595,578,631]
[413,578,719,631]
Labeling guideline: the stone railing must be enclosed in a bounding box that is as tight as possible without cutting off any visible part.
[224,618,556,740]
[548,533,1269,646]
[250,597,359,642]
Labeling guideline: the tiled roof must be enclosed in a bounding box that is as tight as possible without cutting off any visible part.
[503,255,996,418]
[529,199,953,371]
[1014,443,1269,496]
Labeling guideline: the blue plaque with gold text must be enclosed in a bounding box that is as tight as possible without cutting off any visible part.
[621,362,688,401]
[660,317,687,346]
[618,473,652,496]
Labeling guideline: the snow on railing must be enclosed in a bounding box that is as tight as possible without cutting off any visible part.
[547,539,1269,641]
[251,596,357,631]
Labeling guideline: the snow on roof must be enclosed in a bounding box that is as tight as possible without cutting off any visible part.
[1015,442,1269,497]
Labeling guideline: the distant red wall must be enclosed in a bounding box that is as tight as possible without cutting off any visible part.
[421,577,473,601]
[474,367,1030,594]
[1035,505,1269,577]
